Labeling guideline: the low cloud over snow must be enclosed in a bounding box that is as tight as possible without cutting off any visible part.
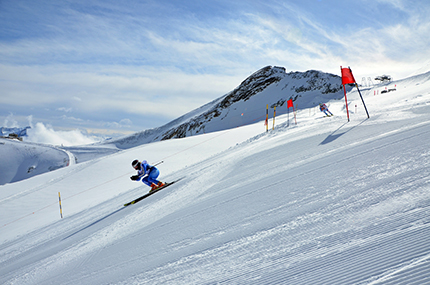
[25,122,97,146]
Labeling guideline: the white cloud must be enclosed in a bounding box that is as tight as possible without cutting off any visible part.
[2,113,20,128]
[57,107,73,112]
[25,122,98,146]
[0,63,241,119]
[105,119,132,129]
[372,0,406,11]
[240,2,430,79]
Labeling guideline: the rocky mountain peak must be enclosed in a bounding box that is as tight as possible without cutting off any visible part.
[219,66,286,108]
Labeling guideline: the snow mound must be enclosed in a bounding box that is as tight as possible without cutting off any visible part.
[0,139,71,185]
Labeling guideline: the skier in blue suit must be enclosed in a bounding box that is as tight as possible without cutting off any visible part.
[319,103,333,116]
[130,159,165,192]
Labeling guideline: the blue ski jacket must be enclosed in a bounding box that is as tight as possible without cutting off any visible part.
[136,160,154,180]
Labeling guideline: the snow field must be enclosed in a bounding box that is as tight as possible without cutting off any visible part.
[1,73,430,284]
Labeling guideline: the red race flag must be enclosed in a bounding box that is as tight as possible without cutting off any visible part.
[340,66,370,121]
[341,67,356,85]
[287,99,293,108]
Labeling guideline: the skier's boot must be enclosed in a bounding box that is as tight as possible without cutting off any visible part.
[149,183,158,193]
[157,181,165,188]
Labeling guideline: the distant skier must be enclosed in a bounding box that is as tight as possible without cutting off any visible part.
[319,103,333,117]
[130,159,165,192]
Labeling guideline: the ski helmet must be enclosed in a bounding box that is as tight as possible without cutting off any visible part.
[132,159,140,169]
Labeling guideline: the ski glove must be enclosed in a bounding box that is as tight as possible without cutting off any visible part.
[130,175,139,181]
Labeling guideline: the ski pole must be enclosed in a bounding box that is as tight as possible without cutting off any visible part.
[152,160,164,167]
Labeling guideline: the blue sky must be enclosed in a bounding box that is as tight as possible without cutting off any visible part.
[1,0,430,138]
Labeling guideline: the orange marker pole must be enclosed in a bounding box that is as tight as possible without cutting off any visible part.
[58,192,63,219]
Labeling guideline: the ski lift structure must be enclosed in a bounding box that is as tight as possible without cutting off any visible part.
[374,75,392,84]
[361,77,375,87]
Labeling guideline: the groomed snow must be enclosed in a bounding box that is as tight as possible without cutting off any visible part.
[1,72,430,284]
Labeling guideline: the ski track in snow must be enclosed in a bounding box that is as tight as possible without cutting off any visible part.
[1,73,430,284]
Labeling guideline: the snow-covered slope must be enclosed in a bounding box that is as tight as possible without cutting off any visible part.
[1,70,430,284]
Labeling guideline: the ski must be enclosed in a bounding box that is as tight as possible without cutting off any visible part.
[124,179,180,207]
